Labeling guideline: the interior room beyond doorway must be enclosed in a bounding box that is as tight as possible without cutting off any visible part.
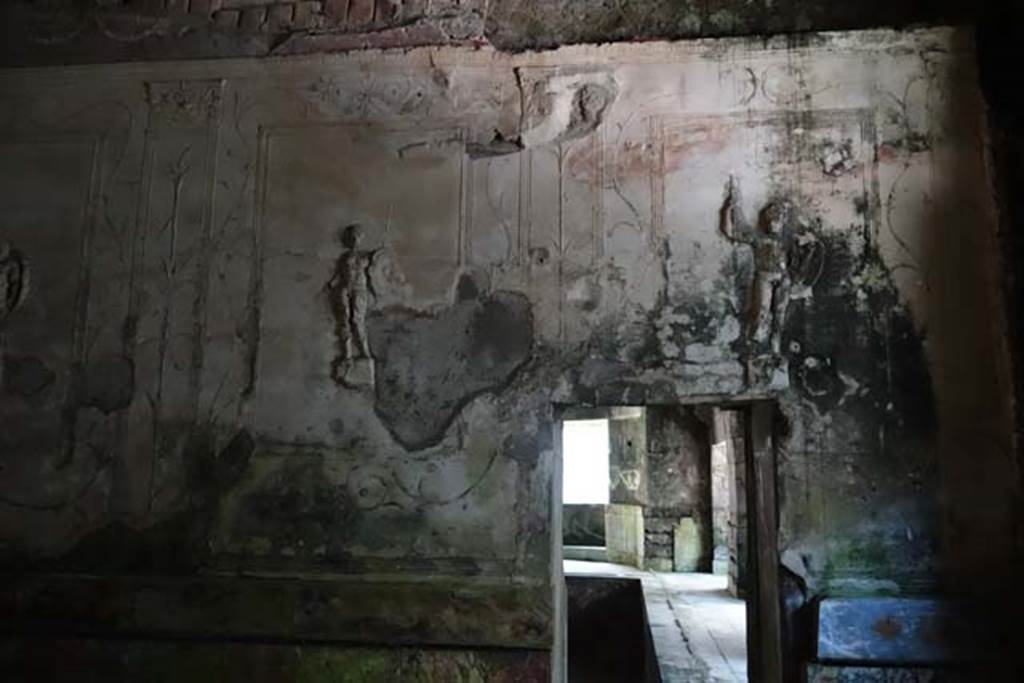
[561,405,750,682]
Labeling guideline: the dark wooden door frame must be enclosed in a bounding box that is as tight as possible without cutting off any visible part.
[553,401,784,683]
[744,400,783,683]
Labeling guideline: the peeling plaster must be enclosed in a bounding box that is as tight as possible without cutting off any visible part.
[0,27,1012,678]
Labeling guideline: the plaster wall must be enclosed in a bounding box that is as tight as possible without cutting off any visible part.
[609,411,647,506]
[0,27,1014,676]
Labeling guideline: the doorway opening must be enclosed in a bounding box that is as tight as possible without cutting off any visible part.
[562,417,611,562]
[558,402,780,683]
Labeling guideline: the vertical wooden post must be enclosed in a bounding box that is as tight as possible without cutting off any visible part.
[745,401,783,683]
[552,411,567,683]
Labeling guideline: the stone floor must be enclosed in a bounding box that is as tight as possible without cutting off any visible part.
[564,560,747,683]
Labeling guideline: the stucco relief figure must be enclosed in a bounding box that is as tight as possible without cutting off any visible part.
[719,177,822,382]
[326,224,379,388]
[0,240,27,387]
[0,240,27,328]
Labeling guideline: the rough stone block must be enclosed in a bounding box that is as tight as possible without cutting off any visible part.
[166,0,189,14]
[645,557,673,572]
[563,546,606,562]
[267,2,295,28]
[375,0,399,23]
[239,6,267,30]
[335,357,375,389]
[644,528,671,541]
[817,598,962,665]
[645,518,676,534]
[321,0,348,22]
[213,8,241,27]
[347,0,374,26]
[188,0,213,15]
[131,0,169,15]
[605,504,644,568]
[673,517,700,572]
[712,551,729,576]
[563,504,605,546]
[428,0,472,11]
[806,664,942,682]
[293,1,322,29]
[222,0,278,6]
[392,0,425,21]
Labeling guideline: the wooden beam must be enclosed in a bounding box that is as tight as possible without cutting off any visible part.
[745,401,783,683]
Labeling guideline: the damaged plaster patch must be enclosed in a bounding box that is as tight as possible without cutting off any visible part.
[233,457,357,553]
[519,72,617,148]
[368,290,533,451]
[819,139,857,176]
[466,131,523,158]
[22,427,254,572]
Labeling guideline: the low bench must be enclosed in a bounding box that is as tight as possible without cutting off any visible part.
[806,597,974,682]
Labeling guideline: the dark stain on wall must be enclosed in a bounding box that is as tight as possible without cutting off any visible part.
[6,428,255,574]
[2,355,55,398]
[233,457,360,557]
[78,356,134,414]
[784,237,936,442]
[781,234,941,590]
[368,290,533,451]
[455,272,481,301]
[486,0,972,52]
[503,426,550,469]
[192,428,256,495]
[0,639,553,682]
[975,8,1024,674]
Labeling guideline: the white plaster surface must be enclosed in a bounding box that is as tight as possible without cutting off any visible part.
[0,27,1013,661]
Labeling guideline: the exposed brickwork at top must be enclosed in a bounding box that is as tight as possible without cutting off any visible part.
[0,0,977,66]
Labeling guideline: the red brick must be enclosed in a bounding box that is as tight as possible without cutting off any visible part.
[375,0,398,23]
[188,0,212,15]
[166,0,189,15]
[213,8,240,27]
[267,2,295,28]
[322,0,348,22]
[320,0,344,22]
[239,6,267,31]
[132,0,167,16]
[397,0,426,21]
[270,20,446,54]
[347,0,374,26]
[293,1,323,29]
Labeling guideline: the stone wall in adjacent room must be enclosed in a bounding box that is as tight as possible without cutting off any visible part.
[608,411,647,507]
[713,408,748,597]
[562,504,605,547]
[0,27,1014,678]
[643,406,712,572]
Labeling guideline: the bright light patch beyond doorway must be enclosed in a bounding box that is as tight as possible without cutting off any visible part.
[562,419,610,504]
